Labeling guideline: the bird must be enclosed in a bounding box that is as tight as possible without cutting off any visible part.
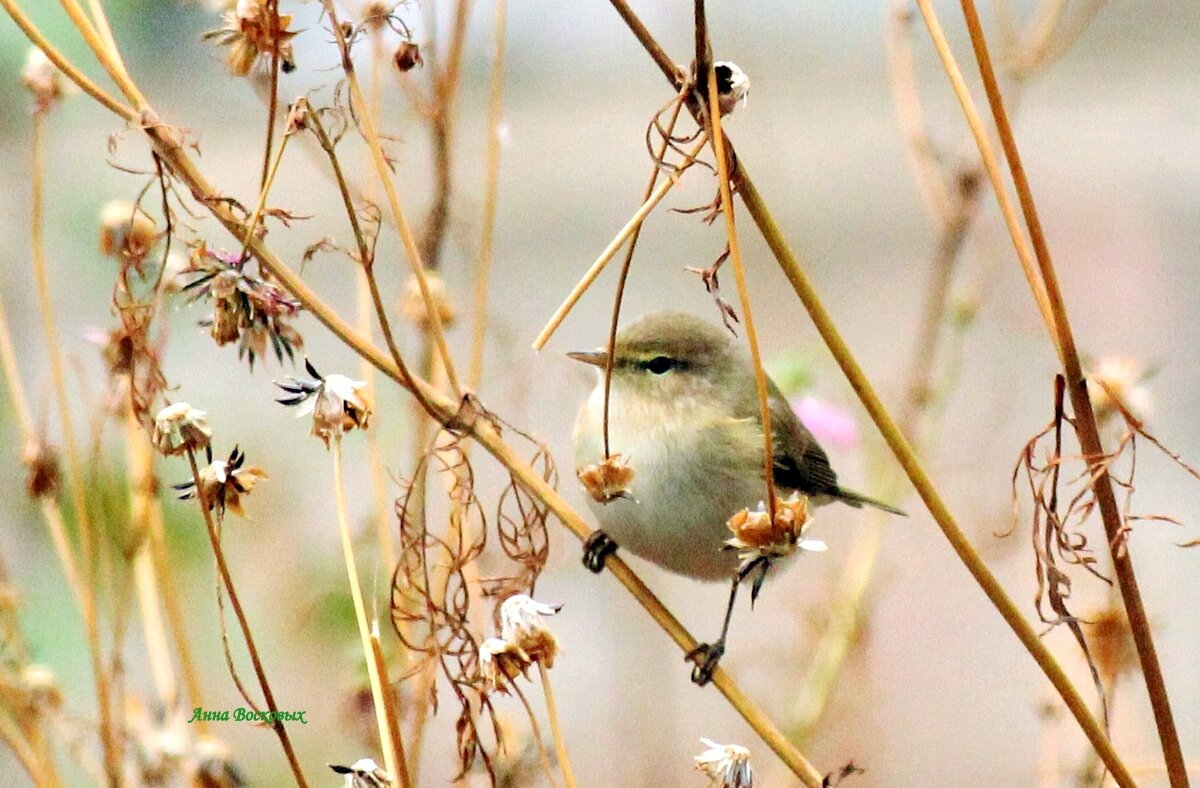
[569,311,903,683]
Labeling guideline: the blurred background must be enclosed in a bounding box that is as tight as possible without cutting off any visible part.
[1,0,1198,785]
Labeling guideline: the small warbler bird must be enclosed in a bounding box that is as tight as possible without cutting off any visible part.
[570,311,903,683]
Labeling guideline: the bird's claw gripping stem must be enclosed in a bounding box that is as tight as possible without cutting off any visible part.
[582,530,618,573]
[686,640,725,686]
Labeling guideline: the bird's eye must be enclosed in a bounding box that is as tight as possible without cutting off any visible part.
[646,356,674,375]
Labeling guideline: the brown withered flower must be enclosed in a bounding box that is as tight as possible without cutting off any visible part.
[21,437,61,499]
[152,403,212,457]
[275,360,372,447]
[725,493,825,561]
[399,273,455,329]
[99,200,158,272]
[173,446,266,518]
[577,454,635,503]
[204,0,299,76]
[694,738,753,788]
[393,41,423,72]
[499,594,562,668]
[181,243,303,368]
[478,637,531,695]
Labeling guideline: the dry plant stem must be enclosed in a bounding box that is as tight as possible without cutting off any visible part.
[322,0,462,397]
[532,133,709,351]
[469,0,508,390]
[736,174,1134,788]
[239,131,291,257]
[331,439,403,783]
[369,627,412,788]
[511,681,559,788]
[911,0,1061,355]
[601,98,686,458]
[125,413,177,712]
[56,0,146,107]
[698,6,776,515]
[28,109,121,788]
[5,27,824,776]
[184,449,307,787]
[952,1,1186,781]
[536,661,576,788]
[0,715,42,788]
[259,0,281,192]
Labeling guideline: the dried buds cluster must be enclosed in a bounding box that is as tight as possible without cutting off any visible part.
[329,758,392,787]
[477,595,562,694]
[694,738,753,787]
[725,493,825,562]
[577,454,635,503]
[152,403,212,457]
[99,200,158,270]
[173,446,267,517]
[181,244,303,367]
[276,360,372,447]
[204,0,299,76]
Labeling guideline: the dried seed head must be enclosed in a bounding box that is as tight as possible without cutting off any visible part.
[204,0,299,77]
[714,61,750,116]
[694,738,753,788]
[284,96,309,134]
[499,594,562,668]
[21,48,69,111]
[276,363,372,447]
[725,493,825,561]
[174,447,266,517]
[393,41,423,72]
[329,758,393,787]
[577,454,635,503]
[1088,355,1152,424]
[21,437,61,499]
[399,273,454,329]
[478,637,531,695]
[152,402,212,456]
[99,200,158,265]
[1088,604,1137,686]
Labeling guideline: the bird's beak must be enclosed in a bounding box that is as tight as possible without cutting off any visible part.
[566,350,608,368]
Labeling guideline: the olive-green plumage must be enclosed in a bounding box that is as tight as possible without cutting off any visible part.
[571,311,903,580]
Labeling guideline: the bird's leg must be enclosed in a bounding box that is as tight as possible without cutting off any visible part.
[686,557,768,686]
[582,530,619,573]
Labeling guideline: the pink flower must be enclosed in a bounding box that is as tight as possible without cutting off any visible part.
[791,396,858,449]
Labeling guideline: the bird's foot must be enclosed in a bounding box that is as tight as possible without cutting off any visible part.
[686,640,725,686]
[582,530,618,573]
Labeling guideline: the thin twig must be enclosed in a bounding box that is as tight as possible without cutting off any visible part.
[511,681,559,788]
[536,662,576,788]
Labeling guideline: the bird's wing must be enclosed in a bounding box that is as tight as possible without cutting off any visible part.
[735,376,841,496]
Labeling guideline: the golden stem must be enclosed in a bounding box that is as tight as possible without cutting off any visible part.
[537,661,575,788]
[511,681,559,788]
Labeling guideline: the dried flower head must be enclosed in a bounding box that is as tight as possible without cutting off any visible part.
[393,41,423,72]
[284,96,309,135]
[399,273,455,329]
[204,0,299,76]
[194,735,245,788]
[21,437,61,499]
[478,637,531,695]
[22,664,62,711]
[173,447,267,517]
[1087,603,1137,687]
[1088,355,1152,424]
[577,454,635,503]
[152,403,212,457]
[695,738,753,787]
[725,493,825,561]
[21,47,71,111]
[329,758,392,787]
[276,360,372,447]
[499,594,562,668]
[99,200,158,269]
[182,243,303,367]
[714,61,750,116]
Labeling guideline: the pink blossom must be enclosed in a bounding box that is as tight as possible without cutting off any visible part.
[791,395,859,449]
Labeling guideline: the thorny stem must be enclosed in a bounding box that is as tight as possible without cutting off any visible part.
[952,1,1186,782]
[322,0,463,397]
[601,95,686,459]
[512,680,559,788]
[332,440,403,783]
[605,2,1133,783]
[532,133,709,351]
[470,0,508,391]
[184,449,307,787]
[537,661,576,788]
[7,16,825,782]
[697,0,776,518]
[29,109,121,788]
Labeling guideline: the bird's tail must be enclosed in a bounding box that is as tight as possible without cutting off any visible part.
[834,487,908,517]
